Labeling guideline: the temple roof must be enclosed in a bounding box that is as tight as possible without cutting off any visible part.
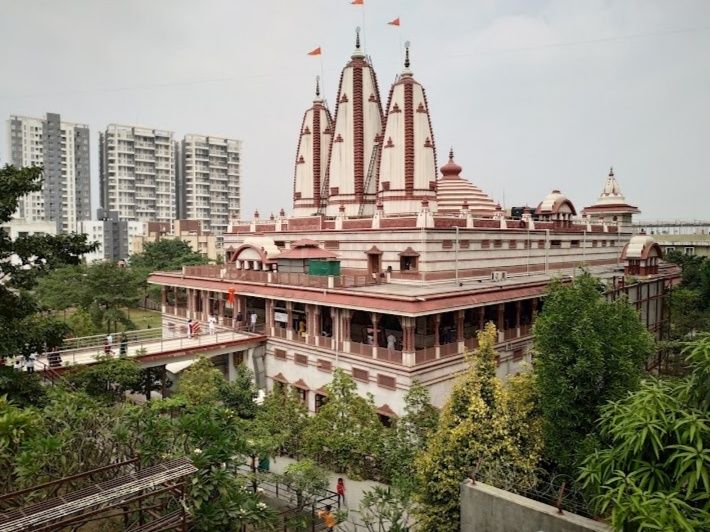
[436,149,496,216]
[583,168,640,215]
[536,189,577,215]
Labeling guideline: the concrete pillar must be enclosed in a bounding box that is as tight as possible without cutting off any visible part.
[218,297,226,326]
[433,314,441,347]
[227,351,236,382]
[401,316,416,367]
[341,309,351,351]
[174,287,179,316]
[286,301,294,340]
[161,286,167,313]
[456,310,465,342]
[265,299,274,332]
[497,303,505,332]
[478,306,484,331]
[312,305,321,340]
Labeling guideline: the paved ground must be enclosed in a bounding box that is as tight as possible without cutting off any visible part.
[270,456,389,530]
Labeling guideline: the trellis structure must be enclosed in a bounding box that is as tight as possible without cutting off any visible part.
[0,457,196,532]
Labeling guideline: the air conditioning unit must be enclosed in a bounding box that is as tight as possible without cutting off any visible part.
[491,271,507,282]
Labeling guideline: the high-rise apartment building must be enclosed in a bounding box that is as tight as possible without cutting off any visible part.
[179,134,241,235]
[6,113,91,233]
[99,124,175,222]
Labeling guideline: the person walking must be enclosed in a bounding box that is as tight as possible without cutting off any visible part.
[249,312,257,332]
[187,319,193,339]
[316,505,336,532]
[336,478,346,506]
[14,356,24,372]
[208,314,216,335]
[119,334,128,358]
[103,337,111,355]
[235,311,243,330]
[106,333,113,351]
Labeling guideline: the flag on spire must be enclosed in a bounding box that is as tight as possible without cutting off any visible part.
[307,47,322,56]
[388,17,400,26]
[351,0,364,5]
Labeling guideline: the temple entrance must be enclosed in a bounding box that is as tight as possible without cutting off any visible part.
[368,254,381,275]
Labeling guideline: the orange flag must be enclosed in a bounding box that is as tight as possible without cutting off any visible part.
[307,47,322,56]
[388,17,400,26]
[351,0,364,5]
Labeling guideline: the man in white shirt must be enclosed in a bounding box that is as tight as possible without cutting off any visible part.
[25,353,36,374]
[387,333,397,350]
[250,312,257,332]
[208,314,216,335]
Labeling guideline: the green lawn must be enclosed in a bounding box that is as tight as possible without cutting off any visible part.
[124,307,162,331]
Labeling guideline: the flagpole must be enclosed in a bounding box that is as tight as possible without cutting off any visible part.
[361,4,367,54]
[320,54,325,103]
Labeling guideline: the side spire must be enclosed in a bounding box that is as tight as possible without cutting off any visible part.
[315,75,320,98]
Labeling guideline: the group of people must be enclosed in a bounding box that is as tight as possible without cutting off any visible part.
[316,478,346,531]
[7,349,63,372]
[232,311,259,332]
[103,333,129,357]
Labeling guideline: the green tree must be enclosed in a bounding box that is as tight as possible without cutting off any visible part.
[64,357,141,403]
[176,357,224,405]
[414,323,541,531]
[36,262,141,333]
[381,380,438,492]
[219,364,258,419]
[130,239,209,272]
[66,308,101,337]
[579,334,710,530]
[255,385,309,456]
[303,369,384,478]
[282,458,329,510]
[533,273,654,474]
[358,484,415,532]
[0,165,95,361]
[0,367,46,408]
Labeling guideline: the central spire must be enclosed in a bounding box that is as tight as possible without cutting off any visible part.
[352,26,365,58]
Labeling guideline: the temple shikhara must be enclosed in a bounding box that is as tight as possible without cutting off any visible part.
[149,32,677,416]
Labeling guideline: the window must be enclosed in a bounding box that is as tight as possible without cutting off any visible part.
[324,240,339,250]
[538,240,546,249]
[352,368,369,382]
[294,386,308,404]
[592,240,598,247]
[665,246,675,253]
[550,240,561,249]
[295,353,308,366]
[493,239,502,248]
[481,239,491,249]
[442,239,453,249]
[315,393,328,412]
[274,349,286,360]
[317,359,332,372]
[509,240,517,249]
[459,239,470,249]
[377,374,396,390]
[684,247,695,255]
[400,255,418,271]
[570,240,580,248]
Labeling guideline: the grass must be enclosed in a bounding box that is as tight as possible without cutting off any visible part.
[52,306,162,333]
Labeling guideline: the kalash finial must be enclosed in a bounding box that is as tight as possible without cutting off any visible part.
[609,166,614,177]
[404,41,411,68]
[356,26,361,49]
[315,75,320,98]
[449,146,454,161]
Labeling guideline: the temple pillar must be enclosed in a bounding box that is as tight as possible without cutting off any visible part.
[401,316,416,367]
[515,300,522,338]
[433,314,441,359]
[497,303,505,342]
[265,299,274,334]
[312,305,321,342]
[371,312,380,358]
[286,301,294,341]
[161,286,167,314]
[478,306,484,331]
[218,297,226,326]
[456,309,465,353]
[341,309,351,352]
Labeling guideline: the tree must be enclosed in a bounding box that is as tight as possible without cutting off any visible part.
[579,334,710,530]
[64,357,141,403]
[282,458,329,510]
[36,262,141,333]
[0,166,96,361]
[130,239,209,272]
[254,385,309,456]
[219,364,258,419]
[0,367,46,408]
[533,272,654,474]
[303,370,384,478]
[381,380,438,492]
[357,484,415,532]
[177,357,224,405]
[414,323,541,531]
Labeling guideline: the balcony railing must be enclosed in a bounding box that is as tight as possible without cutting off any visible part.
[176,265,377,289]
[315,335,333,349]
[440,342,460,357]
[377,348,403,364]
[415,346,437,364]
[349,341,373,358]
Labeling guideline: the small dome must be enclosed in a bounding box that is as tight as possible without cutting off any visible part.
[622,235,659,260]
[436,149,497,216]
[536,189,576,215]
[440,148,462,179]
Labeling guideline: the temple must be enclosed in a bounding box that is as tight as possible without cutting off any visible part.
[149,32,678,418]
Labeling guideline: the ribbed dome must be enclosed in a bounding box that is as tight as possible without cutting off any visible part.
[436,149,496,216]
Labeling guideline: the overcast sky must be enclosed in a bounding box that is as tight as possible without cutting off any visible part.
[1,0,708,221]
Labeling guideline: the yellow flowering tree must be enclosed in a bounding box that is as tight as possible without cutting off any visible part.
[414,323,542,531]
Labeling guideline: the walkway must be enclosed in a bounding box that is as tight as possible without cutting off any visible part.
[35,327,264,370]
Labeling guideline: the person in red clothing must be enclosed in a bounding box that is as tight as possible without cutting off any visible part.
[336,477,345,505]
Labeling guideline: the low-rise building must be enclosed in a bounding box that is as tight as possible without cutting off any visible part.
[130,219,218,261]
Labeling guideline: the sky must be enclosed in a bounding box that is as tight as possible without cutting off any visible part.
[0,0,708,221]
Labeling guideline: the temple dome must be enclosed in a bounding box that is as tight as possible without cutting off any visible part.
[436,149,496,216]
[536,189,576,215]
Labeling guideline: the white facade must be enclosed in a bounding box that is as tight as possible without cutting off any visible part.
[99,124,176,222]
[7,114,91,233]
[181,134,241,235]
